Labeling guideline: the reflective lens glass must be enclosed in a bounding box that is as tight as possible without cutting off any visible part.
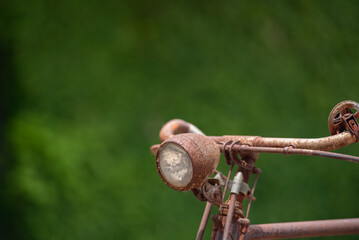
[158,143,193,187]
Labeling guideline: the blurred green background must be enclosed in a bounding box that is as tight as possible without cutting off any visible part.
[1,1,359,239]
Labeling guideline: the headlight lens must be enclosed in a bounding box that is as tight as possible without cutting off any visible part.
[158,143,193,188]
[156,133,220,191]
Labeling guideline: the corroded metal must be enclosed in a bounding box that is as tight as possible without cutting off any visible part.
[159,119,204,142]
[246,173,260,219]
[223,171,245,240]
[243,218,359,239]
[201,179,223,206]
[210,132,356,152]
[150,144,160,155]
[153,109,358,154]
[341,113,359,140]
[159,119,190,142]
[196,202,213,240]
[328,100,359,135]
[151,100,359,240]
[220,145,359,163]
[156,133,220,191]
[223,193,238,240]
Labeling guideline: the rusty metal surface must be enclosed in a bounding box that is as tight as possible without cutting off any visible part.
[220,145,359,163]
[196,202,213,240]
[155,102,359,154]
[202,180,223,206]
[159,119,205,142]
[328,100,359,135]
[152,100,359,240]
[156,133,220,191]
[159,119,190,142]
[238,218,251,240]
[245,173,259,219]
[223,193,238,240]
[212,217,241,240]
[223,172,245,240]
[341,113,359,140]
[210,131,356,151]
[243,218,359,239]
[150,144,160,155]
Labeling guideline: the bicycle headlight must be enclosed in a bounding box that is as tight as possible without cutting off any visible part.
[156,133,220,191]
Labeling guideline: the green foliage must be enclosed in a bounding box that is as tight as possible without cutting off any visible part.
[2,0,359,239]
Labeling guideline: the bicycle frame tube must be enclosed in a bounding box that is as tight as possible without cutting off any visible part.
[244,218,359,239]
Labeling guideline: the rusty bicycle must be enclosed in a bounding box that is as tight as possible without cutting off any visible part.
[150,100,359,240]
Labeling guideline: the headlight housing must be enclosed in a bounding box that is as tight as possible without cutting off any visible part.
[156,133,220,191]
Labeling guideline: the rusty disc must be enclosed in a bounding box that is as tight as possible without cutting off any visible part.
[328,100,359,135]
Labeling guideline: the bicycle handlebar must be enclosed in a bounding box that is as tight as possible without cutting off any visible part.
[159,119,357,152]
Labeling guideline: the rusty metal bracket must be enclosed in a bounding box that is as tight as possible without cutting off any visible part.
[238,218,251,240]
[342,113,359,141]
[192,188,207,202]
[328,100,359,137]
[202,179,223,206]
[223,140,243,166]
